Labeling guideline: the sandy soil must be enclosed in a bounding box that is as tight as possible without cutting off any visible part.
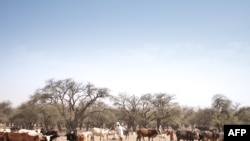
[56,133,171,141]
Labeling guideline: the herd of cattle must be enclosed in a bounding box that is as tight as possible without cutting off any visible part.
[135,128,224,141]
[0,126,224,141]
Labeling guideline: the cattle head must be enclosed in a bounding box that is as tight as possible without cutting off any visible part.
[66,130,77,141]
[43,130,60,141]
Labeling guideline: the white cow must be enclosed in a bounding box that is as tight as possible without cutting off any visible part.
[0,128,11,132]
[91,127,110,141]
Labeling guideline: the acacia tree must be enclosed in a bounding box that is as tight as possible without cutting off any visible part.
[30,78,110,130]
[0,101,13,124]
[9,102,40,129]
[212,94,237,131]
[235,106,250,124]
[113,93,141,131]
[194,108,217,130]
[139,94,154,128]
[39,105,62,131]
[149,93,176,129]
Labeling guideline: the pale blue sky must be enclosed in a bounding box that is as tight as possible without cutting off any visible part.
[0,0,249,108]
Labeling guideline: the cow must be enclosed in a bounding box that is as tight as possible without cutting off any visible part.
[65,130,88,141]
[176,129,200,141]
[65,130,78,141]
[77,134,87,141]
[17,129,47,141]
[0,132,6,141]
[4,132,40,141]
[91,127,109,141]
[199,130,220,141]
[136,128,160,141]
[40,128,60,141]
[81,131,93,137]
[80,131,93,141]
[42,130,60,141]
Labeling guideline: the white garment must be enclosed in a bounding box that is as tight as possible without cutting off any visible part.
[116,125,126,137]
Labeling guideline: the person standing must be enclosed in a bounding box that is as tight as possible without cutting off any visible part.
[115,122,126,141]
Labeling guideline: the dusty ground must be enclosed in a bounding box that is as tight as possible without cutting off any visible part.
[56,133,140,141]
[56,133,202,141]
[56,133,172,141]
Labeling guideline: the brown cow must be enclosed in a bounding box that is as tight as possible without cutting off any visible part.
[136,128,160,141]
[5,132,40,141]
[200,130,220,141]
[77,134,87,141]
[0,132,6,141]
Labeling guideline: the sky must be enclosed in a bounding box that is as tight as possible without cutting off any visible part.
[0,0,249,108]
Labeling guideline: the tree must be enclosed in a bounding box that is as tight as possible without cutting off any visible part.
[235,106,250,124]
[0,101,13,123]
[212,94,238,131]
[9,102,40,129]
[30,78,110,130]
[113,93,141,131]
[38,105,62,131]
[139,94,154,128]
[178,106,197,128]
[149,93,176,129]
[194,108,217,130]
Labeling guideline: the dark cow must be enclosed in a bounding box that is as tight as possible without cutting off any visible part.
[4,132,40,141]
[65,130,77,141]
[40,128,60,141]
[65,130,88,141]
[176,129,200,141]
[199,130,220,141]
[136,128,160,141]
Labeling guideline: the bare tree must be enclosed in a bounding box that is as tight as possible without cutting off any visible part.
[30,78,110,130]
